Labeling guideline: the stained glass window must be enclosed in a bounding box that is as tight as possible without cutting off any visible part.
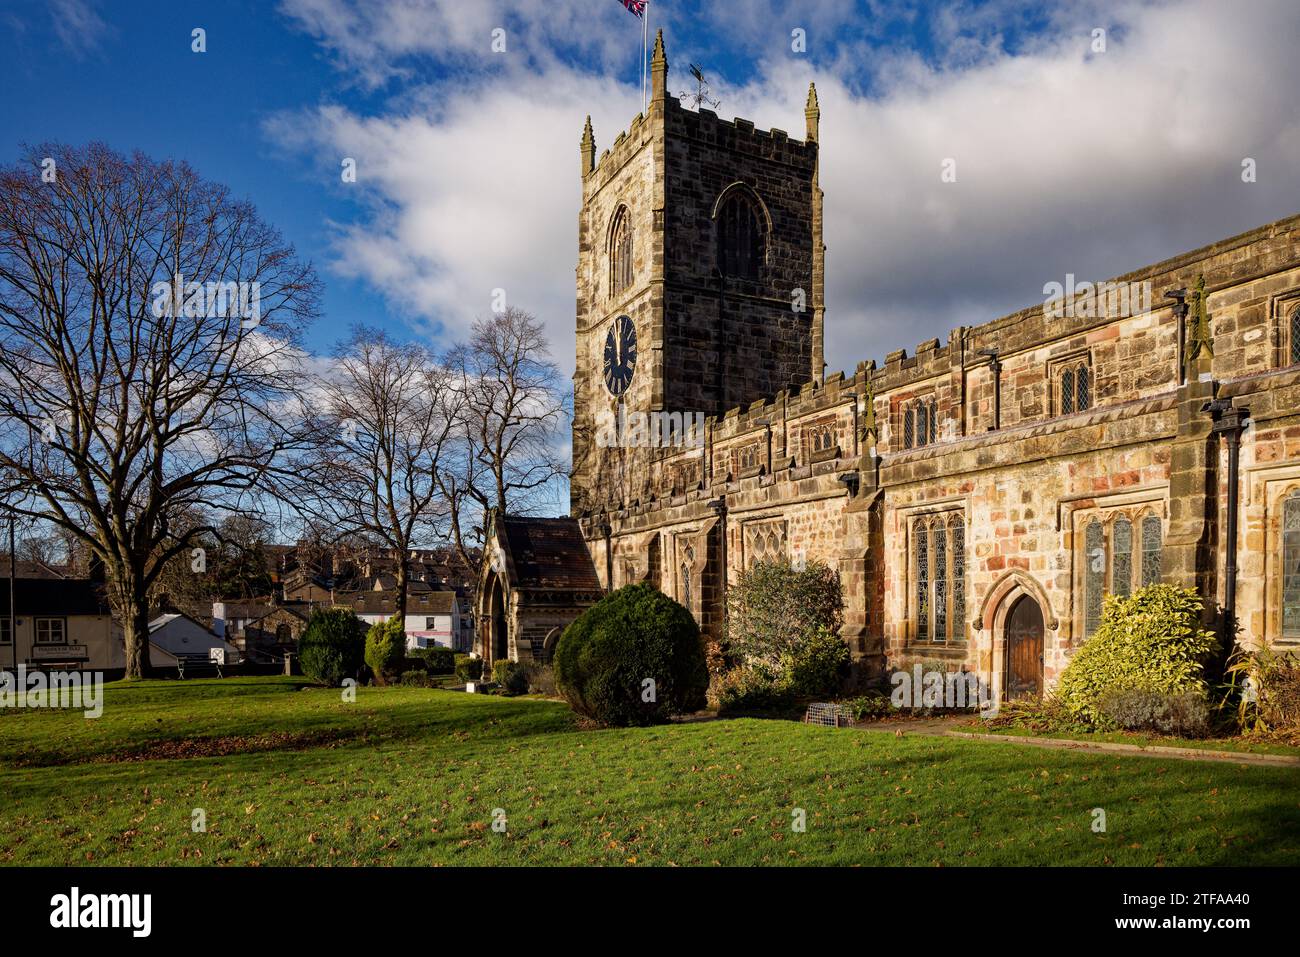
[1061,368,1074,414]
[933,525,948,640]
[1085,519,1104,637]
[952,519,965,641]
[1291,307,1300,365]
[1076,364,1091,411]
[1284,494,1300,638]
[903,407,914,450]
[1113,517,1133,598]
[1141,514,1162,586]
[916,521,929,641]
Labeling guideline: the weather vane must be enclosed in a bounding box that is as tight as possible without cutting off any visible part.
[679,64,720,111]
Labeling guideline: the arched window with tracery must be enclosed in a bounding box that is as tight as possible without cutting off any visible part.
[610,206,633,296]
[716,189,764,280]
[1284,491,1300,638]
[912,513,966,642]
[1081,510,1164,637]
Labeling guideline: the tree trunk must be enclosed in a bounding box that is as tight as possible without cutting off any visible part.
[113,569,154,679]
[395,558,408,640]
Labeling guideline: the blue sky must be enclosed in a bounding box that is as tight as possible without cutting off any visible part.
[2,0,1298,373]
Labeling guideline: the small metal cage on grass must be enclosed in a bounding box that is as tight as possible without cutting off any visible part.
[804,702,852,728]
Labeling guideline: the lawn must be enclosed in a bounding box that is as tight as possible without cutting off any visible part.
[1,677,1296,866]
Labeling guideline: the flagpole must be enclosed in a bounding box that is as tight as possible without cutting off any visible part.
[642,1,649,113]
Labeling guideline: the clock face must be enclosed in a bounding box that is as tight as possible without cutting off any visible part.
[603,314,637,396]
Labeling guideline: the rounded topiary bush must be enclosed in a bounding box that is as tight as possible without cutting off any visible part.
[364,616,407,686]
[299,608,366,687]
[554,583,708,726]
[455,655,483,682]
[1056,584,1218,726]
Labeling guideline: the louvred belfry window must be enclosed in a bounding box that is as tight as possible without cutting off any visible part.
[717,191,763,280]
[610,207,633,295]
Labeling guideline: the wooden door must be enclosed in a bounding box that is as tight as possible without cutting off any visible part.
[1005,595,1044,699]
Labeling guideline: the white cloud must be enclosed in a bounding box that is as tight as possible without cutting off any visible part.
[48,0,110,57]
[272,0,1300,380]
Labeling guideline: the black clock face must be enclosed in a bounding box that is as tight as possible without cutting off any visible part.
[603,314,637,396]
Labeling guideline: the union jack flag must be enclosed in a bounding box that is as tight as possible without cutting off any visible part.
[617,0,646,17]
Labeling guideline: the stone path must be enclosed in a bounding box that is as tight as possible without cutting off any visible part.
[852,717,1300,767]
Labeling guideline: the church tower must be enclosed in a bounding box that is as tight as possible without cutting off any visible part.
[571,32,824,517]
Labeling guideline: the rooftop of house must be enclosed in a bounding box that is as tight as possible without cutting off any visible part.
[0,577,111,616]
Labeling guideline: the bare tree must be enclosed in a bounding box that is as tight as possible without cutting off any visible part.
[308,327,454,624]
[0,143,320,677]
[439,307,567,586]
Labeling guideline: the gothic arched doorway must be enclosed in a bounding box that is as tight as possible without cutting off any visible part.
[487,575,508,666]
[1004,594,1044,699]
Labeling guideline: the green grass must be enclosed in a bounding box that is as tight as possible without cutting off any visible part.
[1,677,1297,866]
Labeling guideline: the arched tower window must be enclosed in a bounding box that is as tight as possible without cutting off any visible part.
[609,206,633,296]
[716,189,764,280]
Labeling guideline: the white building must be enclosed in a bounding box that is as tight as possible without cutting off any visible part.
[148,613,239,665]
[343,590,464,650]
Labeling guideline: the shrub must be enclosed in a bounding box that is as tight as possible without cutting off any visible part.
[841,693,893,722]
[1096,688,1210,737]
[1056,584,1218,726]
[1256,649,1300,730]
[707,666,794,716]
[980,694,1092,734]
[725,559,843,671]
[298,608,366,687]
[523,662,557,696]
[493,659,530,696]
[364,617,407,686]
[781,625,852,697]
[455,656,484,683]
[400,670,435,688]
[408,646,456,675]
[554,583,709,726]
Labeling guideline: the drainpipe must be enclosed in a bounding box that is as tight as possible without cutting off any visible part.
[1166,288,1189,385]
[1204,397,1248,648]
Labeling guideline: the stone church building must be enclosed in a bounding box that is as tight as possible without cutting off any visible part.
[480,32,1300,698]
